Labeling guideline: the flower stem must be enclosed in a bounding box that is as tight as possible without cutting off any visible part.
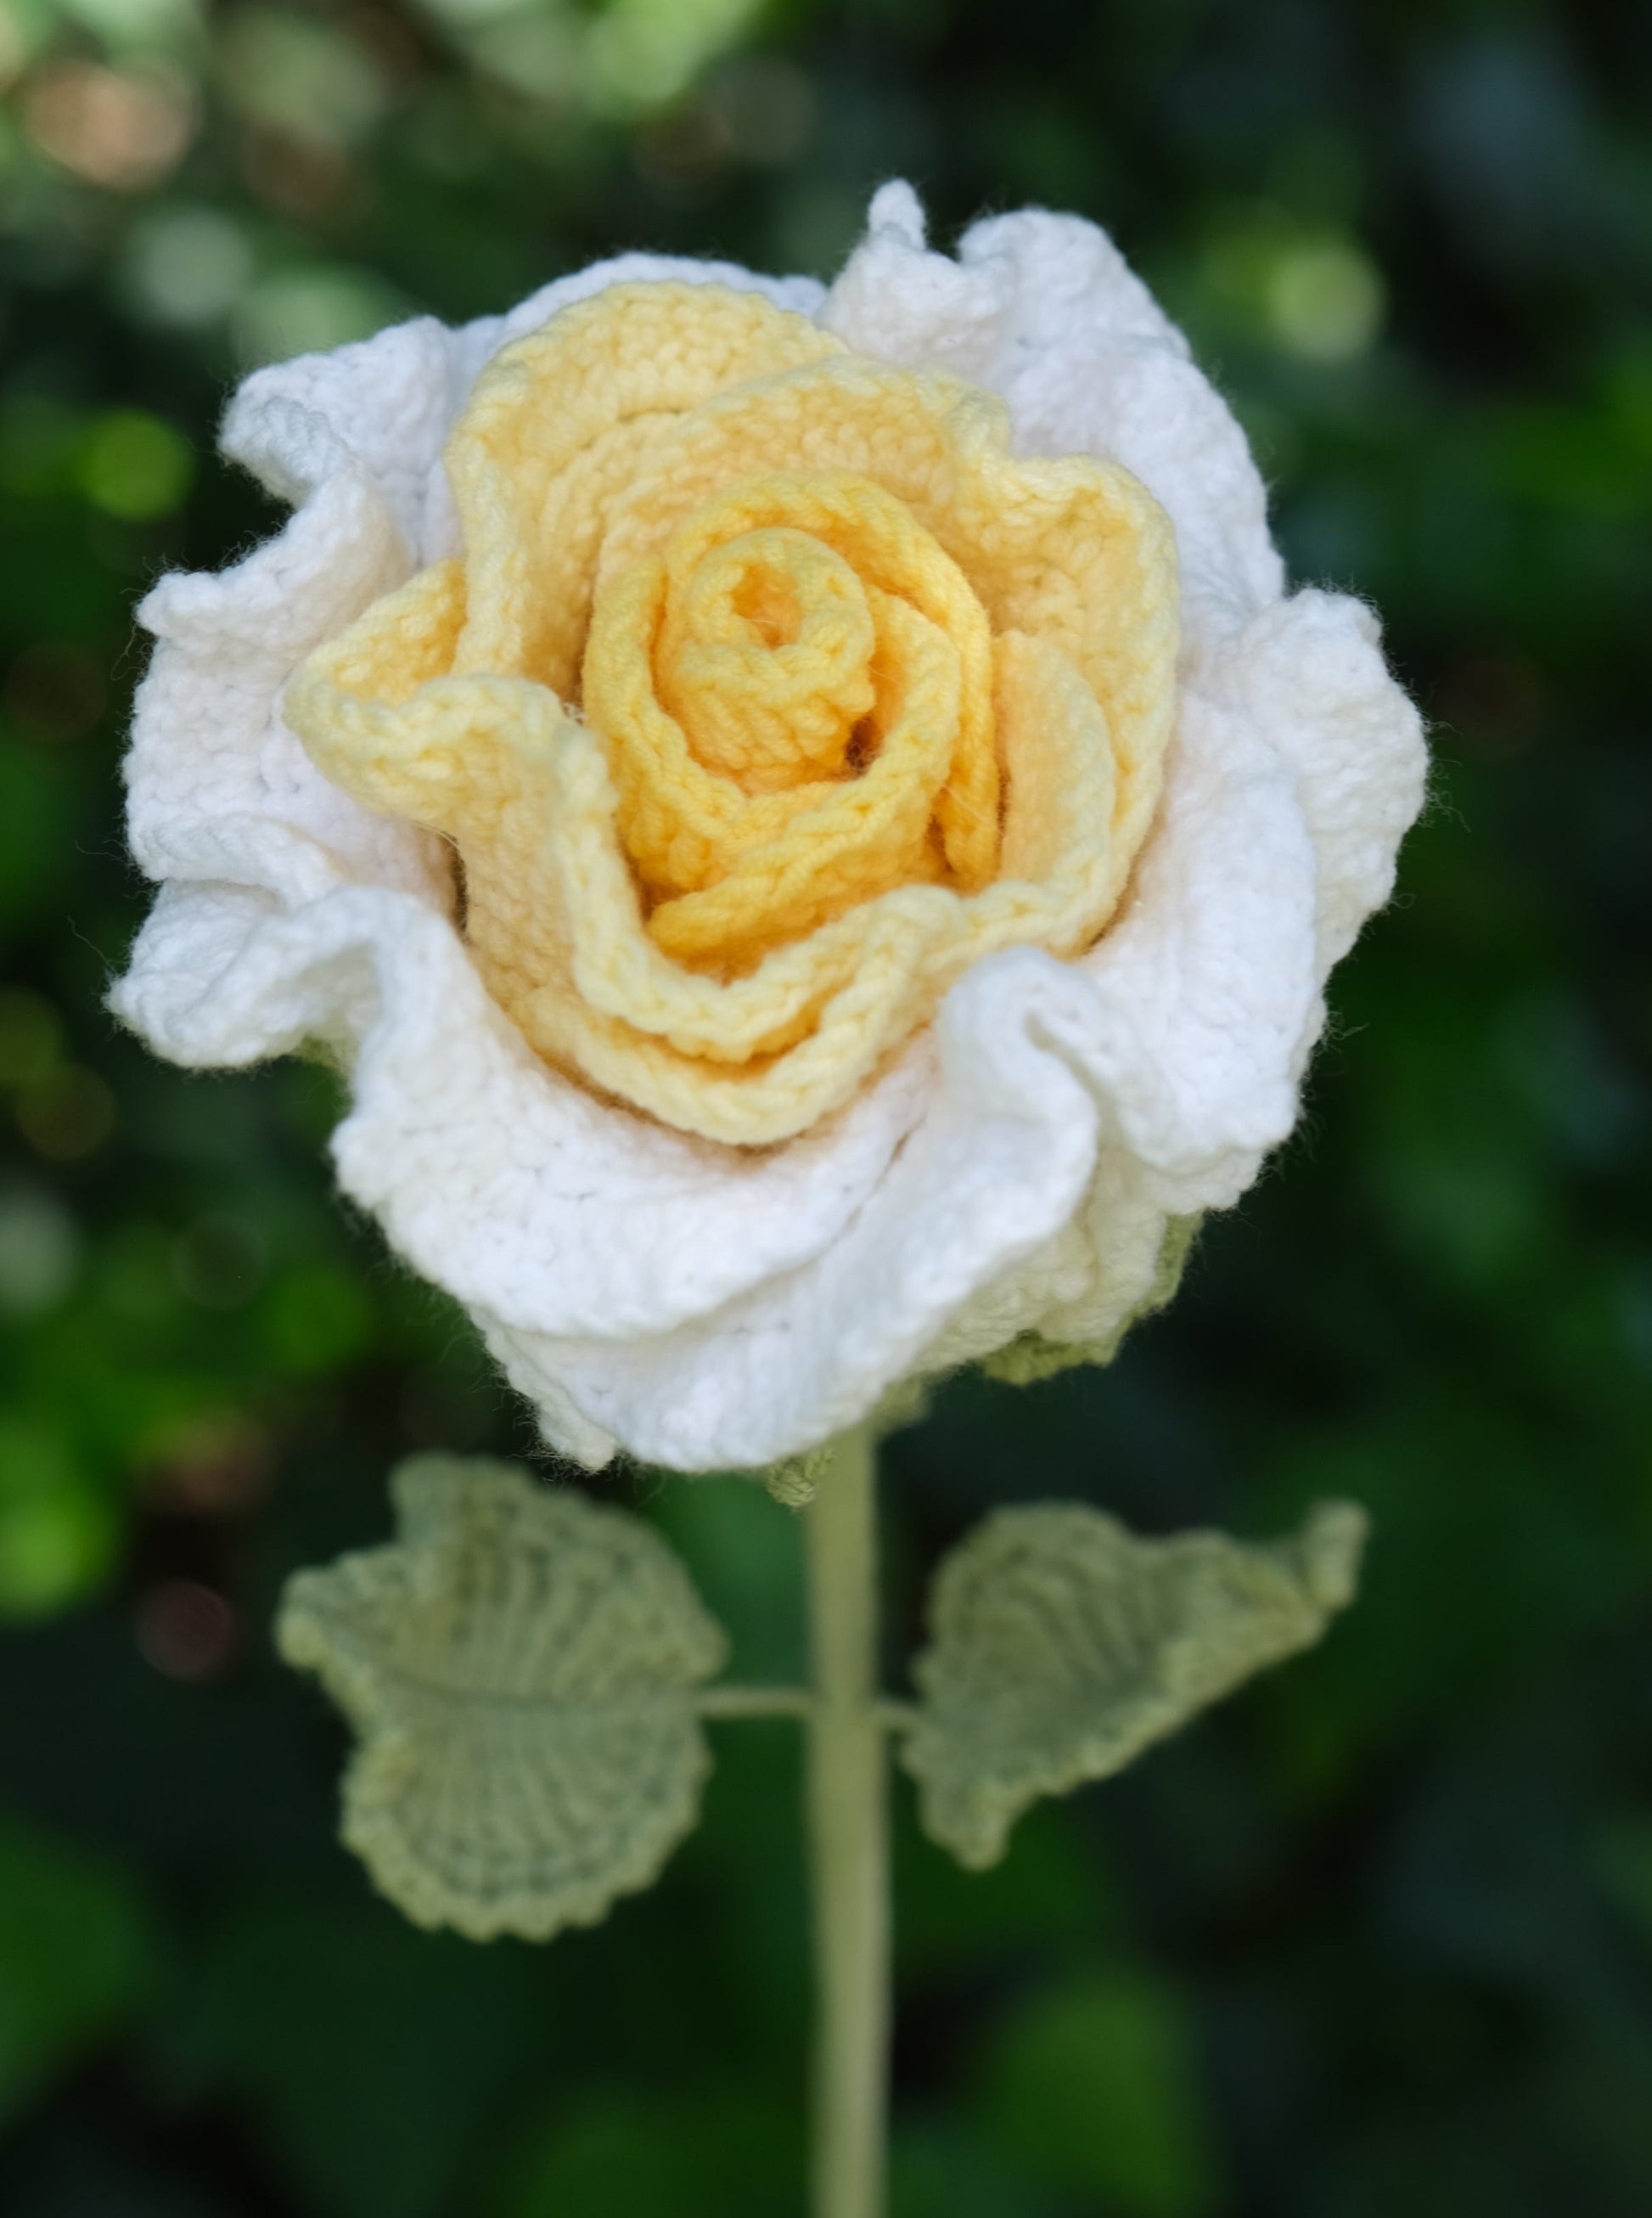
[806,1424,891,2218]
[697,1684,814,1720]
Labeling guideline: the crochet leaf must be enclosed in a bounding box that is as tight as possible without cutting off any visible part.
[901,1500,1366,1869]
[277,1455,728,1941]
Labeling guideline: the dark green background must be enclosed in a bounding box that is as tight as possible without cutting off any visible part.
[3,0,1650,2210]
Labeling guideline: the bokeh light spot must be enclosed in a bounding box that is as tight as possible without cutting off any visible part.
[23,59,196,190]
[0,988,63,1088]
[0,1,31,90]
[133,1577,237,1680]
[57,0,202,45]
[705,54,814,167]
[78,411,194,521]
[17,1066,117,1162]
[220,8,388,147]
[1266,240,1385,363]
[235,267,407,368]
[143,1411,275,1517]
[0,1421,117,1618]
[262,1259,374,1373]
[124,205,252,327]
[581,0,766,119]
[0,1186,81,1318]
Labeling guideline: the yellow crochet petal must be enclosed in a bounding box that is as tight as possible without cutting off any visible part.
[583,472,996,905]
[992,629,1117,920]
[940,391,1177,870]
[287,641,580,1022]
[593,357,1175,877]
[511,633,1121,1139]
[644,586,957,971]
[289,620,1129,1142]
[599,408,1003,892]
[580,467,1009,976]
[286,560,485,829]
[649,470,998,894]
[446,283,844,694]
[656,527,875,789]
[286,279,1181,1148]
[579,538,865,901]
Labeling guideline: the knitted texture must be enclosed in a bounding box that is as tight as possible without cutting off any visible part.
[285,281,1177,1143]
[110,183,1427,1471]
[902,1498,1367,1869]
[278,1455,728,1939]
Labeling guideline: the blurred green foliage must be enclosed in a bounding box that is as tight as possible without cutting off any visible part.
[2,0,1650,2210]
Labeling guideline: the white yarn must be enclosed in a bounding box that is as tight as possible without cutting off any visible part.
[111,186,1426,1472]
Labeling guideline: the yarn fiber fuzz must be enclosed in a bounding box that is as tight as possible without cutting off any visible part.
[112,182,1426,1473]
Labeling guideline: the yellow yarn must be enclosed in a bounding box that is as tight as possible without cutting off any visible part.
[286,281,1179,1146]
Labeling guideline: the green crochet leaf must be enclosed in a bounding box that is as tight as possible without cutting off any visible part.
[901,1498,1367,1870]
[277,1455,729,1941]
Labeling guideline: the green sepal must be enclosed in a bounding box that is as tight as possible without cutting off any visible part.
[900,1497,1367,1870]
[761,1444,834,1509]
[277,1455,728,1941]
[980,1214,1202,1388]
[758,1377,930,1508]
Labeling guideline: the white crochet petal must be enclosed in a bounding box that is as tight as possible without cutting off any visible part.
[932,593,1422,1368]
[112,877,930,1344]
[428,256,825,560]
[470,253,824,365]
[480,954,1109,1471]
[128,470,447,908]
[823,183,1283,649]
[464,671,1323,1472]
[1217,589,1430,970]
[128,255,827,925]
[913,1142,1170,1373]
[114,190,1424,1473]
[221,318,461,556]
[219,258,826,566]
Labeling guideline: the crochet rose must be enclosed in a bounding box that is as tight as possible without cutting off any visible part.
[284,281,1177,1146]
[113,183,1425,1472]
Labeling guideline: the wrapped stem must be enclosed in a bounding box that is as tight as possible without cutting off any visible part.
[806,1425,891,2218]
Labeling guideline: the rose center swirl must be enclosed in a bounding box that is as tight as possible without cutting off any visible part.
[660,528,874,788]
[580,470,1002,977]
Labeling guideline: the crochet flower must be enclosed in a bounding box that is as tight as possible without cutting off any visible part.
[284,283,1177,1146]
[113,183,1425,1472]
